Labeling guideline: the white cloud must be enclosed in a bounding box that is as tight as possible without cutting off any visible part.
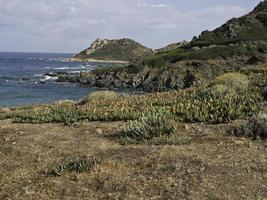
[0,0,261,52]
[85,19,107,25]
[137,3,148,7]
[137,3,168,8]
[151,4,168,8]
[69,6,76,12]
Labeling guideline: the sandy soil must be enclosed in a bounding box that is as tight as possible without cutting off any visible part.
[0,120,266,200]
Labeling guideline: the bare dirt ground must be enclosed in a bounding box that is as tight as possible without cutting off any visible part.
[0,119,266,200]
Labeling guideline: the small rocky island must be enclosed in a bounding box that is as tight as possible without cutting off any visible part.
[73,38,153,62]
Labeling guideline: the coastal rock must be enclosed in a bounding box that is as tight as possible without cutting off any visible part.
[252,114,267,139]
[166,76,177,89]
[95,79,111,88]
[111,79,121,88]
[246,55,266,65]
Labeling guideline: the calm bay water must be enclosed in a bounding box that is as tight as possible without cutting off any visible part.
[0,52,101,107]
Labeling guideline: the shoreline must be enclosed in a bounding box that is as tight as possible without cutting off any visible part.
[68,57,129,64]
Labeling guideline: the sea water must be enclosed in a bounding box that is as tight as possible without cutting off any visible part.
[0,52,102,107]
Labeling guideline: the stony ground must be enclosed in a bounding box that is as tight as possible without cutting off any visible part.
[0,120,266,200]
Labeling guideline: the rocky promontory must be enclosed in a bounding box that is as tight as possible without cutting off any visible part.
[74,38,153,62]
[56,1,267,93]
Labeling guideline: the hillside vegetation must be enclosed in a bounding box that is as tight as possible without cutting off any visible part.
[74,38,153,61]
[57,1,267,94]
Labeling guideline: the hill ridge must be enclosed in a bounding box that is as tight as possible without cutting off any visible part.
[74,38,153,61]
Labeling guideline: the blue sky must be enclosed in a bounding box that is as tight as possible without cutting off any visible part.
[0,0,262,53]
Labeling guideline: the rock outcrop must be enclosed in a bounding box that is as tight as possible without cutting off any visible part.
[191,0,267,46]
[155,40,189,53]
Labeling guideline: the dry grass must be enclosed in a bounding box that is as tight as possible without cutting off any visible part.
[0,120,266,199]
[213,72,250,91]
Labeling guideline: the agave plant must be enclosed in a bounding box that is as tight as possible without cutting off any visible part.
[121,110,176,143]
[7,87,262,125]
[52,156,102,176]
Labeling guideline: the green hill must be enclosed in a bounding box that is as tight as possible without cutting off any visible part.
[190,0,267,46]
[74,38,153,61]
[143,0,267,67]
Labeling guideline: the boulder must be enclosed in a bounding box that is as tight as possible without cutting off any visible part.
[252,114,267,140]
[95,79,111,88]
[192,46,201,51]
[246,55,265,65]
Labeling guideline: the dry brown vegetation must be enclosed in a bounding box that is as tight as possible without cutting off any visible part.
[0,119,266,199]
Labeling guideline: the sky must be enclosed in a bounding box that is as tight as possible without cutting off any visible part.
[0,0,262,53]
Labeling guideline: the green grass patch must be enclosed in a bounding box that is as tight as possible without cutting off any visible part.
[6,87,262,125]
[120,111,176,143]
[52,156,102,176]
[143,44,258,67]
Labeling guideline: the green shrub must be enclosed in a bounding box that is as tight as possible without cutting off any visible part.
[120,111,176,143]
[144,56,166,68]
[257,43,267,53]
[226,113,267,140]
[251,113,267,139]
[52,156,102,176]
[183,70,196,88]
[7,88,262,125]
[213,72,250,91]
[211,84,230,96]
[262,87,267,100]
[0,107,11,120]
[79,90,119,104]
[125,64,145,74]
[256,12,267,26]
[173,89,261,123]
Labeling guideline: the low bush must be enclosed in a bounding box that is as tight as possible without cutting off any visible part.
[120,111,176,143]
[52,156,102,176]
[256,12,267,26]
[211,84,230,96]
[226,113,267,140]
[7,88,262,125]
[79,90,119,105]
[144,56,166,68]
[0,107,11,119]
[262,87,267,100]
[213,72,250,91]
[251,113,267,139]
[183,70,196,88]
[173,89,261,123]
